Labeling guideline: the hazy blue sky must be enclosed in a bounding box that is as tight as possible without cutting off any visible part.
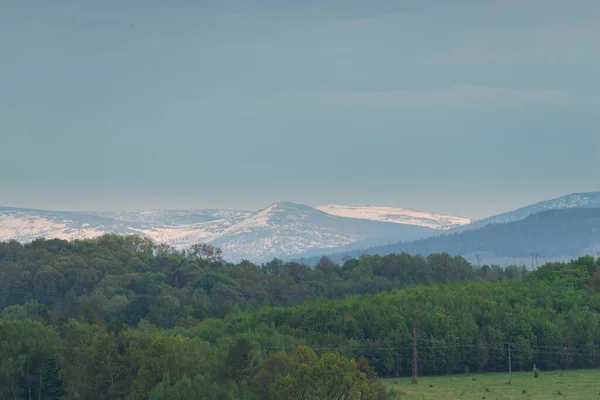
[2,0,599,218]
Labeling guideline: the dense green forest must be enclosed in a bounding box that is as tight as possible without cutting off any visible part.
[1,235,600,399]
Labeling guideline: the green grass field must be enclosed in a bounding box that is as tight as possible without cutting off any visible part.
[383,369,600,399]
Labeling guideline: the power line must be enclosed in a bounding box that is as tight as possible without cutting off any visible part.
[260,340,600,356]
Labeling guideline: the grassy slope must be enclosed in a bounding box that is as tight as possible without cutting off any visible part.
[384,370,600,399]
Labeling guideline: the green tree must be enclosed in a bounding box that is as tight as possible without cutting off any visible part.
[0,318,63,400]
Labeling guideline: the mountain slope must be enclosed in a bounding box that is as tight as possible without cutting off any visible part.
[462,192,600,231]
[0,202,436,262]
[0,206,135,242]
[207,202,435,261]
[303,208,600,264]
[315,205,471,230]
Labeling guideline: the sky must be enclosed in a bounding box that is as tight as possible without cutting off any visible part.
[1,0,600,218]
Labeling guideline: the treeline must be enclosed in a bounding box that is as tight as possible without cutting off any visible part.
[0,235,521,328]
[1,235,598,399]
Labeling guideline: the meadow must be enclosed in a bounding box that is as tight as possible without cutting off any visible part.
[384,369,600,399]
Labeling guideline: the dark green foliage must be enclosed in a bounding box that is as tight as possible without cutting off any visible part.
[220,338,259,381]
[0,318,63,400]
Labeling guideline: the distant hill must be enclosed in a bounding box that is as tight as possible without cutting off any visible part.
[297,208,600,265]
[459,192,600,232]
[207,202,435,261]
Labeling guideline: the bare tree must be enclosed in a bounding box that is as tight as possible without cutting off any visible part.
[188,243,223,262]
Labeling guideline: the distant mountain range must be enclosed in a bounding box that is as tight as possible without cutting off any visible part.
[298,192,600,266]
[0,202,445,262]
[2,192,600,263]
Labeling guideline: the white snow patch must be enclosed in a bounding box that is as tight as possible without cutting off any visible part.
[0,215,106,242]
[315,205,471,230]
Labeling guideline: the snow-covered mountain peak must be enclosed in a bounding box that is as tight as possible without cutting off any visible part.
[260,201,319,213]
[218,202,333,234]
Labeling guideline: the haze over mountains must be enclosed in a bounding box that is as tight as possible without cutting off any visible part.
[2,192,600,264]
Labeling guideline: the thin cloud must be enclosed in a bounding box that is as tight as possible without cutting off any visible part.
[261,85,571,110]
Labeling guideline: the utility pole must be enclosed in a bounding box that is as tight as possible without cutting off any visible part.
[411,326,418,384]
[508,343,512,384]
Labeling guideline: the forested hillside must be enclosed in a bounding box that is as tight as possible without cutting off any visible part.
[1,235,600,399]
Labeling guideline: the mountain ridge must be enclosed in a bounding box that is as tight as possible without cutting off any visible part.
[0,201,440,262]
[459,191,600,232]
[4,192,599,263]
